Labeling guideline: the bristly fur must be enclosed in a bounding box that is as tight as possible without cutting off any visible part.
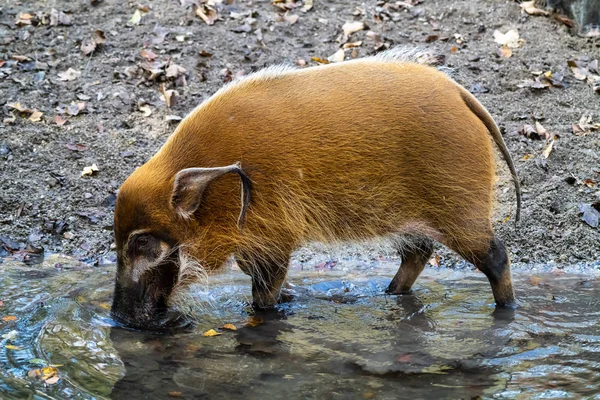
[114,46,521,315]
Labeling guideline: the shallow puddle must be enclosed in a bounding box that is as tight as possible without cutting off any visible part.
[0,256,599,399]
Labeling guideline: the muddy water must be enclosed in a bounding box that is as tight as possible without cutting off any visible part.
[0,256,599,399]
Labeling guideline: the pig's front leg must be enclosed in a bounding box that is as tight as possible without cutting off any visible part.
[236,251,291,309]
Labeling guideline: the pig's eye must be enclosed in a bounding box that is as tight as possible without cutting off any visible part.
[136,235,150,248]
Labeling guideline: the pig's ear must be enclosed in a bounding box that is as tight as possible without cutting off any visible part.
[171,162,252,229]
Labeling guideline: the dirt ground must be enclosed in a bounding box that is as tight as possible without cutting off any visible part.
[0,0,599,269]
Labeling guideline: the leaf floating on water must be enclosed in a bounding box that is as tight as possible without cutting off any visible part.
[28,365,60,384]
[2,315,17,322]
[5,345,22,350]
[202,329,222,337]
[168,391,184,398]
[2,330,18,340]
[221,323,237,331]
[44,376,60,385]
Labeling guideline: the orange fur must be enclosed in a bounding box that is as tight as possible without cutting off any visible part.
[114,48,520,308]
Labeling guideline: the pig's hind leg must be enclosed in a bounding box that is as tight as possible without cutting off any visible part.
[386,238,434,294]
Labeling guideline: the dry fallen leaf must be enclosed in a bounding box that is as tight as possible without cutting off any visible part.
[328,49,345,63]
[15,13,32,26]
[50,9,72,26]
[58,68,81,81]
[342,21,366,38]
[55,115,68,126]
[202,329,222,337]
[520,1,550,16]
[221,323,237,331]
[81,164,99,177]
[311,57,329,65]
[2,315,17,322]
[497,45,512,58]
[29,109,43,122]
[81,38,97,56]
[7,102,31,113]
[493,29,521,48]
[140,49,158,60]
[343,41,362,49]
[541,138,555,159]
[138,104,152,117]
[196,4,218,25]
[168,392,184,398]
[5,344,22,350]
[159,84,178,108]
[128,9,143,26]
[573,115,600,135]
[284,13,299,24]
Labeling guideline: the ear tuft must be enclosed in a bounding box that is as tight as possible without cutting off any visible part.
[171,163,252,229]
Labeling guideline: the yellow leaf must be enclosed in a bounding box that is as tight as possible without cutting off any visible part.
[202,329,221,337]
[541,139,554,159]
[2,315,17,322]
[221,323,237,331]
[128,9,142,26]
[29,109,43,122]
[5,345,22,350]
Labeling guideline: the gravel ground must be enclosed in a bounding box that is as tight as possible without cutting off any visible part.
[0,0,599,269]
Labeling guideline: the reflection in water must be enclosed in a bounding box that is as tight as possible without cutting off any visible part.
[0,258,599,399]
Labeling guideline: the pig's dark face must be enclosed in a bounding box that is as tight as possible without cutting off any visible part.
[111,183,186,330]
[110,161,251,330]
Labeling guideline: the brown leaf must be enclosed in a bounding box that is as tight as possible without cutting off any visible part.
[93,30,106,44]
[425,34,439,43]
[15,13,33,26]
[66,143,88,151]
[140,49,157,60]
[165,63,187,79]
[7,102,31,113]
[497,45,512,58]
[28,109,43,122]
[159,84,178,108]
[196,5,218,25]
[221,323,237,331]
[55,115,68,126]
[2,316,17,322]
[342,41,362,49]
[168,392,184,398]
[311,57,329,65]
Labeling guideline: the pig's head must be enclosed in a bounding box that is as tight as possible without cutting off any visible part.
[110,161,251,330]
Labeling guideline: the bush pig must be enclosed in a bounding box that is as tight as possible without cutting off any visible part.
[111,48,522,330]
